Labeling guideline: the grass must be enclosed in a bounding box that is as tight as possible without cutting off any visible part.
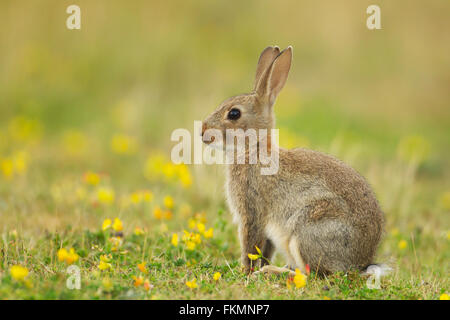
[0,0,449,300]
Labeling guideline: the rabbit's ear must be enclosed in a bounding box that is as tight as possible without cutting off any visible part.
[253,46,280,91]
[256,46,292,105]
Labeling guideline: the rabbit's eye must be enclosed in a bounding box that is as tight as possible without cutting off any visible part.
[227,108,241,120]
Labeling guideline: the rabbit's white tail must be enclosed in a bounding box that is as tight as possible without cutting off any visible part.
[363,263,393,277]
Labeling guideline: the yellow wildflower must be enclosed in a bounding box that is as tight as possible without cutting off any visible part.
[293,269,306,288]
[171,233,179,247]
[248,254,259,261]
[186,278,197,289]
[130,191,142,204]
[10,265,29,281]
[12,151,28,175]
[197,222,205,234]
[137,262,147,274]
[134,227,145,236]
[204,228,214,239]
[132,276,144,287]
[398,240,408,250]
[163,195,174,209]
[57,248,79,265]
[142,190,153,202]
[102,218,112,231]
[163,210,173,220]
[440,293,449,300]
[186,241,196,251]
[97,187,115,204]
[153,206,163,220]
[143,279,153,291]
[112,218,123,232]
[83,171,100,186]
[1,158,14,179]
[188,218,196,230]
[111,134,137,155]
[213,272,221,281]
[99,260,112,271]
[323,296,331,300]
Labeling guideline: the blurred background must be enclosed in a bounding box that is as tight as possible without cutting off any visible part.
[0,0,449,244]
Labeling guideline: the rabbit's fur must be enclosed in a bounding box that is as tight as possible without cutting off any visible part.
[202,46,384,275]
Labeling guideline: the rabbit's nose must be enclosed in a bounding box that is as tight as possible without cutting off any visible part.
[201,122,207,137]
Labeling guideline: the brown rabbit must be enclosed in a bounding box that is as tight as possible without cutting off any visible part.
[201,46,385,275]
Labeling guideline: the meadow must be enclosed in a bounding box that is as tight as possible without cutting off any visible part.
[0,0,449,299]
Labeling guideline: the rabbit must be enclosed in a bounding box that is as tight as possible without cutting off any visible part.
[201,46,385,275]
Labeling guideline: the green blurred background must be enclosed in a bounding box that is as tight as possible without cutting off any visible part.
[0,0,449,234]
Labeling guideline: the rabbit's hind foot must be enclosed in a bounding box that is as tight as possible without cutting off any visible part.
[254,265,296,277]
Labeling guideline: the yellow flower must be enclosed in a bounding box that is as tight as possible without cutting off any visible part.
[293,269,306,288]
[130,191,142,204]
[163,195,174,209]
[186,241,196,251]
[102,218,112,231]
[186,278,197,289]
[143,279,153,291]
[97,187,115,204]
[153,206,163,220]
[57,248,79,265]
[142,190,153,202]
[193,233,202,244]
[171,233,179,247]
[204,228,214,239]
[197,223,205,234]
[323,296,331,300]
[99,254,112,270]
[99,260,112,271]
[188,218,196,230]
[132,276,144,287]
[100,254,112,262]
[112,218,123,232]
[58,248,68,262]
[194,212,207,223]
[134,227,145,236]
[12,151,28,175]
[163,210,173,220]
[65,248,79,264]
[440,293,449,300]
[10,265,29,281]
[255,245,262,255]
[111,134,137,155]
[248,254,259,261]
[447,231,450,241]
[213,272,221,281]
[1,158,14,179]
[137,262,147,274]
[83,171,100,186]
[398,240,408,250]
